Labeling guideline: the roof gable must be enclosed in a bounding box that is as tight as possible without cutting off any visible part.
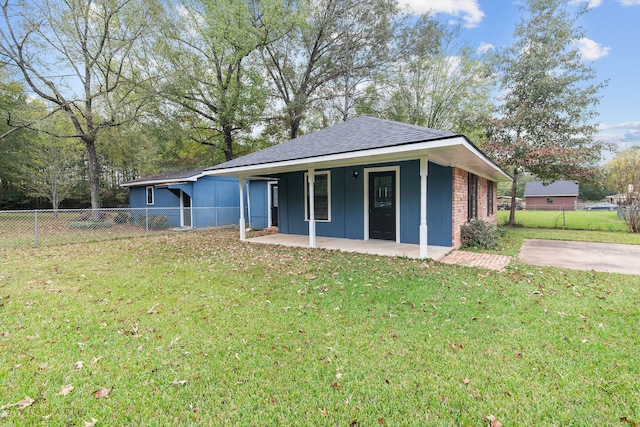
[205,116,456,171]
[203,116,512,183]
[524,181,579,197]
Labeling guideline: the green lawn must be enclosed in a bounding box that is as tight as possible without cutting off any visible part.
[1,229,639,425]
[498,209,629,232]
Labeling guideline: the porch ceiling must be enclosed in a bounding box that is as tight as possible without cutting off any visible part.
[204,137,512,183]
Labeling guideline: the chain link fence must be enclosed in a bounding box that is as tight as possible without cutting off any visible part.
[0,207,241,249]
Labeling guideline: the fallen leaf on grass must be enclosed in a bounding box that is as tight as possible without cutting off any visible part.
[378,418,386,425]
[319,407,327,417]
[330,382,342,389]
[487,414,503,427]
[84,418,98,427]
[0,396,34,412]
[93,388,110,399]
[621,416,639,427]
[0,411,8,419]
[463,378,470,384]
[58,385,74,396]
[75,361,84,370]
[172,379,187,386]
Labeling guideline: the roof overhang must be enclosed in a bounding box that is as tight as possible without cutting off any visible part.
[120,174,204,187]
[203,136,512,183]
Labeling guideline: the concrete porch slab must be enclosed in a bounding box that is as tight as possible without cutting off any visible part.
[246,233,452,261]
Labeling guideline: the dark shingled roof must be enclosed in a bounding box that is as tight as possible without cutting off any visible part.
[524,181,579,197]
[121,169,204,186]
[205,116,457,171]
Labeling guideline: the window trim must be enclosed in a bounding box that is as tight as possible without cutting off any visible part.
[304,171,331,222]
[467,173,478,221]
[146,186,154,205]
[487,180,494,216]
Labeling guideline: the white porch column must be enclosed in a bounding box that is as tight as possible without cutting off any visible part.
[419,157,428,258]
[308,169,316,248]
[239,176,246,241]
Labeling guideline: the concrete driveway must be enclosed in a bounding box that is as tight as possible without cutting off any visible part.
[519,239,640,275]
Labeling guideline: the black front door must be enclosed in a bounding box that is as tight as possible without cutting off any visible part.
[270,184,278,227]
[369,171,396,241]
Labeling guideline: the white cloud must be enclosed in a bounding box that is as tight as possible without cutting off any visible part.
[599,121,640,131]
[598,122,640,151]
[575,37,611,61]
[570,0,603,8]
[620,0,640,6]
[401,0,485,27]
[477,42,494,54]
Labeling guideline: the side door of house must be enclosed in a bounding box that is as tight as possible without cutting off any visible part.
[369,171,396,241]
[182,192,192,227]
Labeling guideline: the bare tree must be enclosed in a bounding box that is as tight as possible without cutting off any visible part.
[261,0,397,139]
[0,0,158,209]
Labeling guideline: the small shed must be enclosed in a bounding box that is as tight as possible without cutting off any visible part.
[524,181,579,211]
[121,169,274,229]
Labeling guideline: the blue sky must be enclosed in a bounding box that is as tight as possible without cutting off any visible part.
[401,0,640,153]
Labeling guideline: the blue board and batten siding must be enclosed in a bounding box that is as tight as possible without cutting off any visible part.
[248,180,269,230]
[277,160,453,246]
[128,176,267,229]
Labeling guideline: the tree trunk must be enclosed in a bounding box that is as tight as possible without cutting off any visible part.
[83,136,101,212]
[289,113,302,140]
[509,168,518,226]
[223,125,234,161]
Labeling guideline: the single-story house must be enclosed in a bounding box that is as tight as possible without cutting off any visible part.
[120,169,276,229]
[524,181,579,211]
[202,116,512,258]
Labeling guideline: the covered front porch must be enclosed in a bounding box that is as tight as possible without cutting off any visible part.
[247,233,453,261]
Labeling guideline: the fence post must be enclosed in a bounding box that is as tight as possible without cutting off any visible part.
[563,209,566,229]
[145,208,149,234]
[34,209,39,247]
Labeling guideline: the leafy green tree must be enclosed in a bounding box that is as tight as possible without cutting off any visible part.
[607,147,640,197]
[607,147,640,232]
[0,71,29,195]
[23,132,84,215]
[355,15,491,140]
[484,0,609,226]
[0,0,160,210]
[155,0,296,161]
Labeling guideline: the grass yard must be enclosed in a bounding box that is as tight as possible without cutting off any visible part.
[498,209,629,232]
[1,229,639,425]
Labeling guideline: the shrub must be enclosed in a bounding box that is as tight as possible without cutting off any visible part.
[460,219,501,249]
[114,212,134,225]
[69,221,113,229]
[137,214,170,230]
[75,211,111,222]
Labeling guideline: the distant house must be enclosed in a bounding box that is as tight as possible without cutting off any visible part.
[524,181,579,211]
[203,116,512,257]
[120,169,274,230]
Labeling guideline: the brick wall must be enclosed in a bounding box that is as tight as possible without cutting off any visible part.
[524,196,577,211]
[451,168,498,248]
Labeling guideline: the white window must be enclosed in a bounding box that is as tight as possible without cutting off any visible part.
[304,171,330,221]
[146,186,154,205]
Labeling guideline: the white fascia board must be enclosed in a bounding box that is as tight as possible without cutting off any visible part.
[204,137,512,182]
[526,194,578,197]
[119,174,204,187]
